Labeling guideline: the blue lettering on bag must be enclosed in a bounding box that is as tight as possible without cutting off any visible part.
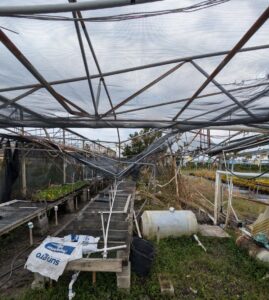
[35,252,60,265]
[44,242,75,255]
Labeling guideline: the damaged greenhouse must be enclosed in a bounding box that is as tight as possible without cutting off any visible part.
[1,0,269,299]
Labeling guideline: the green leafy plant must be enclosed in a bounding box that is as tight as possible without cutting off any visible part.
[122,128,162,158]
[33,181,86,201]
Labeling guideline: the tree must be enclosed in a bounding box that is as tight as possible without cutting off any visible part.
[122,128,162,158]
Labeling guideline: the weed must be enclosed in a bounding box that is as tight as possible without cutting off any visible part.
[3,236,269,300]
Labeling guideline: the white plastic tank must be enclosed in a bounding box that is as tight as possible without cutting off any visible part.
[141,209,198,239]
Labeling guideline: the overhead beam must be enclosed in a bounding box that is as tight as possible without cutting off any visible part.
[0,94,49,122]
[1,115,269,129]
[72,3,121,151]
[1,44,268,93]
[1,91,269,131]
[0,87,42,111]
[172,6,269,121]
[69,5,98,115]
[74,7,117,117]
[100,62,185,119]
[0,0,162,15]
[114,81,269,116]
[210,85,269,122]
[190,60,258,120]
[0,29,91,117]
[182,86,269,124]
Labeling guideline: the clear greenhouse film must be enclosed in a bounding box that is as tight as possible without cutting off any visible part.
[0,0,268,130]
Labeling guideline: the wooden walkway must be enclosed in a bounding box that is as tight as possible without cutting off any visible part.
[58,179,136,288]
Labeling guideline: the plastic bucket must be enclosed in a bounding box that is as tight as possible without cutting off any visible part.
[130,236,155,277]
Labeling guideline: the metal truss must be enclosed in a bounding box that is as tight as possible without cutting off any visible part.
[0,1,268,132]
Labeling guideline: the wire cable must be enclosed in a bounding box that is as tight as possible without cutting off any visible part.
[6,0,231,22]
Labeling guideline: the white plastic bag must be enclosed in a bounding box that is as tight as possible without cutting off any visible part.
[25,236,83,281]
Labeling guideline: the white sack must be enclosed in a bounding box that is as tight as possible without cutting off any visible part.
[25,236,82,281]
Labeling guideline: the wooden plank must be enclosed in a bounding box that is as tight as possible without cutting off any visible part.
[66,258,123,272]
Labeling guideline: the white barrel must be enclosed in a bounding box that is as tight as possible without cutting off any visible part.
[141,210,198,239]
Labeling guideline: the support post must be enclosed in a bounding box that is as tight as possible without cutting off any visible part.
[116,251,131,290]
[63,129,67,184]
[214,171,221,225]
[66,197,75,213]
[173,156,179,199]
[20,127,27,197]
[21,149,27,198]
[82,188,88,202]
[28,222,34,245]
[92,272,96,285]
[31,273,49,290]
[75,196,78,210]
[207,129,211,148]
[54,205,58,226]
[153,164,156,193]
[82,148,85,181]
[34,212,49,235]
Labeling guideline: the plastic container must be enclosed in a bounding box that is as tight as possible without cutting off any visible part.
[141,210,198,239]
[130,236,155,277]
